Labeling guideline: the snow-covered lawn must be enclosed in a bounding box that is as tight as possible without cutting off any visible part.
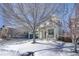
[0,39,79,56]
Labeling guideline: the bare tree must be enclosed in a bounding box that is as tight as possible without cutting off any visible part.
[69,4,79,52]
[56,4,78,52]
[60,4,79,53]
[0,3,60,43]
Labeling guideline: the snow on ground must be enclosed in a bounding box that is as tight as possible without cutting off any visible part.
[0,39,79,56]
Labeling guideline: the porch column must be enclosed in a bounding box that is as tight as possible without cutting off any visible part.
[46,29,48,40]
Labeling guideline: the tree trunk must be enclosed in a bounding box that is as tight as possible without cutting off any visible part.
[32,30,36,43]
[74,35,78,53]
[74,40,77,53]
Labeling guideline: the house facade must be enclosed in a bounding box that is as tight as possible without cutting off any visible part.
[37,16,60,40]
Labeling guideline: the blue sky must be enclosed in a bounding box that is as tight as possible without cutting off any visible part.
[0,16,3,28]
[0,3,75,29]
[61,3,75,32]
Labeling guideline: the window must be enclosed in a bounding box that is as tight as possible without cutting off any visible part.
[48,29,54,35]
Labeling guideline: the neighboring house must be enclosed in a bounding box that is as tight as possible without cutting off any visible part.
[37,15,60,40]
[0,26,9,39]
[0,25,30,39]
[6,26,31,38]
